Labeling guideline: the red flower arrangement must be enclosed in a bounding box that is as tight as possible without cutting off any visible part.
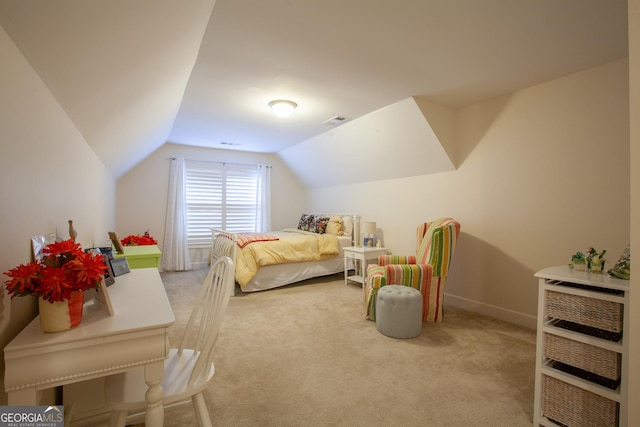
[3,239,108,303]
[121,231,157,246]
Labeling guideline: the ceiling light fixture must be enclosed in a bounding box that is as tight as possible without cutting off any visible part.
[268,99,297,118]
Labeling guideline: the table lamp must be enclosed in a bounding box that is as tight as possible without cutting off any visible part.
[362,221,376,247]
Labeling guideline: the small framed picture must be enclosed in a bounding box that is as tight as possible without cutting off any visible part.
[108,231,125,254]
[31,232,57,262]
[85,247,115,286]
[95,277,114,316]
[98,246,114,258]
[102,254,116,286]
[109,257,130,277]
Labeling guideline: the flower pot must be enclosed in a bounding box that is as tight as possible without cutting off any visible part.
[591,258,605,273]
[572,261,587,271]
[38,290,84,333]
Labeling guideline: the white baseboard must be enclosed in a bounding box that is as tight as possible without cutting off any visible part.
[68,402,191,427]
[190,260,209,269]
[67,410,110,427]
[444,293,537,330]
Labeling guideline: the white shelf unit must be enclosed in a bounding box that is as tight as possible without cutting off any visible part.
[533,265,630,427]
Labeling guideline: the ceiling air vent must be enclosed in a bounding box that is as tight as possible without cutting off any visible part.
[322,116,350,126]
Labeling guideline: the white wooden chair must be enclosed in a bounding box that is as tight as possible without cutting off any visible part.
[104,256,234,427]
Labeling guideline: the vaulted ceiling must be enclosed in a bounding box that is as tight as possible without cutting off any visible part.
[0,0,629,182]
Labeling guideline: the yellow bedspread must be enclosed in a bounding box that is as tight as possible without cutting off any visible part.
[235,229,340,287]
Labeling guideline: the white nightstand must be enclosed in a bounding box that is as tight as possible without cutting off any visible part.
[343,246,388,287]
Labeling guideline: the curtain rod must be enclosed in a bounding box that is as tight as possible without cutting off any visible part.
[167,157,271,168]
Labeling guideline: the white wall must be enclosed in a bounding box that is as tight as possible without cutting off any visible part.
[116,143,306,266]
[305,59,630,329]
[628,0,639,423]
[279,97,456,188]
[0,26,116,404]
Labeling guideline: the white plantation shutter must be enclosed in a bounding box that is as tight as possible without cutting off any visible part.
[185,161,264,246]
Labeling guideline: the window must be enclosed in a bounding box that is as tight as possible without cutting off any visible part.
[185,161,264,246]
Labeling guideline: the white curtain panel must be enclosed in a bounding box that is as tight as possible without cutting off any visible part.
[161,157,192,271]
[256,164,271,232]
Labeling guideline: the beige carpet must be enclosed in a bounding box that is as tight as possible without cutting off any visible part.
[158,268,537,427]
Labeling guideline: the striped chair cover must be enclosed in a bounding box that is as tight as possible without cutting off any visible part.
[365,218,460,322]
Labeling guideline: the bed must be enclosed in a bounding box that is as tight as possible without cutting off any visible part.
[210,213,360,294]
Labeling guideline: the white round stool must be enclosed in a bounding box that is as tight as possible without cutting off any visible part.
[376,285,423,339]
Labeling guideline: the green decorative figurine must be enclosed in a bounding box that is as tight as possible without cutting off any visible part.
[571,252,587,271]
[571,247,608,273]
[608,245,630,280]
[586,247,607,273]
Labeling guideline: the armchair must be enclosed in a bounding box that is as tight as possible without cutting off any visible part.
[365,217,460,322]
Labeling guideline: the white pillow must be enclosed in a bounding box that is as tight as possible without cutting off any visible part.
[342,216,353,237]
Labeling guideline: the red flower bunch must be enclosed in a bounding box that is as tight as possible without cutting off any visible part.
[3,239,108,303]
[121,231,157,246]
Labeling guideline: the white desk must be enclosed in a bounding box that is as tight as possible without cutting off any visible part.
[4,268,175,427]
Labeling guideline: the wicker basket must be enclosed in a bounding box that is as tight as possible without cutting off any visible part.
[542,375,619,427]
[545,290,623,340]
[544,333,621,389]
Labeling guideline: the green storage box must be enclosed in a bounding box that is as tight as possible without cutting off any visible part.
[115,245,161,269]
